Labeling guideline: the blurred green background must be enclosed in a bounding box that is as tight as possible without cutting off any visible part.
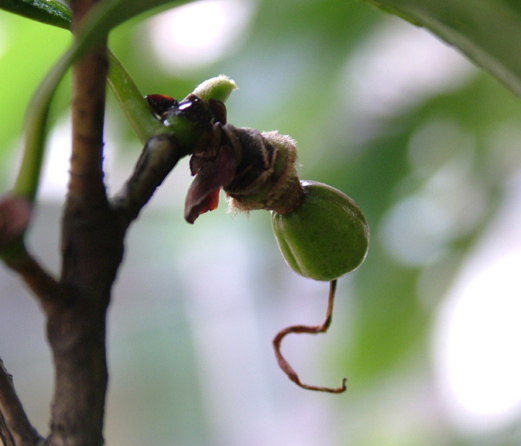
[1,0,521,445]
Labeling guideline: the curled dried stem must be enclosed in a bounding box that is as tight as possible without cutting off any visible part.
[272,280,347,393]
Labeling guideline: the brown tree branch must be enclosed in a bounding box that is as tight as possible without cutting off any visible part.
[0,410,16,446]
[4,0,187,444]
[66,42,108,206]
[42,0,123,445]
[0,358,42,446]
[4,245,69,311]
[67,0,109,208]
[112,133,181,228]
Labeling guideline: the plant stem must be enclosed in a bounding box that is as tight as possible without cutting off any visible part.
[272,280,347,393]
[44,1,120,445]
[106,51,166,143]
[0,358,42,446]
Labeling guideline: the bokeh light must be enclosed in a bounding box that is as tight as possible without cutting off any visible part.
[147,0,256,73]
[434,173,521,435]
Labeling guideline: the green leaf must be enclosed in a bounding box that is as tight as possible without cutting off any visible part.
[364,0,521,97]
[0,0,71,29]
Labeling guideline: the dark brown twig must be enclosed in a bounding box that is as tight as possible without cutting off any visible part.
[41,2,117,446]
[112,133,182,229]
[4,245,69,310]
[67,0,108,208]
[0,358,42,446]
[273,280,347,393]
[0,410,16,446]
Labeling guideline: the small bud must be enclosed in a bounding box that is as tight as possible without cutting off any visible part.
[0,195,31,249]
[192,75,238,104]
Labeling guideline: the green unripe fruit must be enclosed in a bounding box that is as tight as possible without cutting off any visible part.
[271,181,369,281]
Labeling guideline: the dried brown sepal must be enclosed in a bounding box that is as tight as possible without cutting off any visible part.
[185,144,237,223]
[272,280,347,393]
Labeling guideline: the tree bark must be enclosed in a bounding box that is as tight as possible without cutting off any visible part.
[43,0,121,444]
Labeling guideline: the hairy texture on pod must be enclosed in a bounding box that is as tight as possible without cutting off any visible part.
[225,130,303,214]
[271,181,369,281]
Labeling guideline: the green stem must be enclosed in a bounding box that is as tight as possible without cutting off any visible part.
[106,51,166,144]
[12,52,66,201]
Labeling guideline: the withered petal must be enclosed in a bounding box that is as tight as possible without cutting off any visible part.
[189,154,207,176]
[185,189,221,225]
[184,145,236,224]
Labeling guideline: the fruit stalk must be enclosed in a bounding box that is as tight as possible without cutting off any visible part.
[272,280,347,393]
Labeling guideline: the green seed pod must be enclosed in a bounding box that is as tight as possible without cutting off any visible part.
[271,181,369,281]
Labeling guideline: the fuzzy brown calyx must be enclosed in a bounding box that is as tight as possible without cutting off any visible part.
[225,130,304,214]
